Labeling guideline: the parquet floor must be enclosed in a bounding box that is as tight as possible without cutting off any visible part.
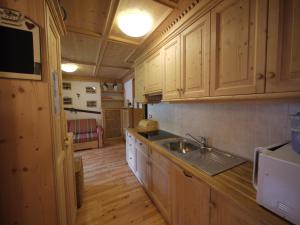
[75,142,167,225]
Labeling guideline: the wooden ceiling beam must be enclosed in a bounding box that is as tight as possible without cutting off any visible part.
[67,26,102,39]
[101,64,131,70]
[62,57,96,66]
[62,74,121,83]
[94,0,120,77]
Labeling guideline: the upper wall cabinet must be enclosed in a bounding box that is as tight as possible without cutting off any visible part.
[266,0,300,93]
[181,13,211,98]
[134,63,147,103]
[145,50,163,94]
[210,0,267,96]
[163,35,181,100]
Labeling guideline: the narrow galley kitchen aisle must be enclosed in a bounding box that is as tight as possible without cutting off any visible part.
[74,142,166,225]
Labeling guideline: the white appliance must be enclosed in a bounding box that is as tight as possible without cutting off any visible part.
[253,143,300,225]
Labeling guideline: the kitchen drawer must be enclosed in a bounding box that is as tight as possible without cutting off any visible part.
[128,148,136,172]
[135,139,148,155]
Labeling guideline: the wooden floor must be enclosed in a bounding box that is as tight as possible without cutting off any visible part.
[75,142,167,225]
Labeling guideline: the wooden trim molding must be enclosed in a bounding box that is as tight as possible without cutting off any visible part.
[161,92,300,103]
[66,26,102,39]
[46,0,66,35]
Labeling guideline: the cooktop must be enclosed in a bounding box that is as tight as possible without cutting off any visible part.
[138,130,178,141]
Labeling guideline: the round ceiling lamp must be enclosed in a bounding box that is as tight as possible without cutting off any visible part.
[61,63,78,73]
[117,9,153,37]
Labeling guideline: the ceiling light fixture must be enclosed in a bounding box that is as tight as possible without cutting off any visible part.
[61,63,78,73]
[117,9,153,37]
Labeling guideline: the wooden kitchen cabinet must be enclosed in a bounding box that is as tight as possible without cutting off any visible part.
[266,0,300,93]
[210,190,266,225]
[171,164,210,225]
[149,150,172,223]
[145,50,163,94]
[136,139,150,190]
[134,62,147,103]
[163,35,181,100]
[181,12,210,98]
[210,0,267,96]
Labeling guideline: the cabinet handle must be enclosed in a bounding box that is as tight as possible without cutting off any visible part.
[209,201,216,208]
[256,73,264,80]
[267,72,276,79]
[183,170,193,178]
[139,142,143,146]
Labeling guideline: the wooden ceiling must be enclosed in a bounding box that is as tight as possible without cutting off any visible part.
[60,0,191,79]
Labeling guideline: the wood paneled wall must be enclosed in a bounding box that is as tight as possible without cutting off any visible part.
[0,1,58,224]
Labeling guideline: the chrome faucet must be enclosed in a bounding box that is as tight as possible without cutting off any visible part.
[186,133,208,148]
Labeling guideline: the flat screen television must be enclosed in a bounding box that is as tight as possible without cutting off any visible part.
[0,9,41,80]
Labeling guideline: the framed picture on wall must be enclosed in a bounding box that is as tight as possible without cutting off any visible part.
[86,86,96,94]
[63,97,72,105]
[87,101,96,107]
[63,82,71,90]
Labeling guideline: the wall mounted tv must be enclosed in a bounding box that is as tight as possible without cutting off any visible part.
[0,8,41,80]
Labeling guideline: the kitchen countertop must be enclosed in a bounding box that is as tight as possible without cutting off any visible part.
[127,128,291,225]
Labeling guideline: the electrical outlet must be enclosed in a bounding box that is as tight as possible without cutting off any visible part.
[148,114,153,119]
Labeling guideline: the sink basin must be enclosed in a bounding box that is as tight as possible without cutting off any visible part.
[161,139,201,154]
[157,138,247,176]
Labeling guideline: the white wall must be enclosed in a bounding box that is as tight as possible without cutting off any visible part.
[148,100,300,160]
[124,79,133,107]
[62,80,102,124]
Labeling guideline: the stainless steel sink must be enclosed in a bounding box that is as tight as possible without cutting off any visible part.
[161,139,200,154]
[157,138,247,176]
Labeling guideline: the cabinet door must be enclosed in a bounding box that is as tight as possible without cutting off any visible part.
[103,109,122,139]
[210,190,265,225]
[266,0,300,92]
[136,141,150,190]
[134,63,147,103]
[181,13,210,98]
[150,150,171,223]
[163,35,181,100]
[145,50,163,94]
[210,0,267,96]
[171,165,210,225]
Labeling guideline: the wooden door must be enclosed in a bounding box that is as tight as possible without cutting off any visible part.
[163,35,181,100]
[145,50,163,94]
[171,165,210,225]
[266,0,300,92]
[136,140,150,190]
[149,150,171,223]
[210,190,264,225]
[181,13,210,98]
[103,109,122,139]
[46,5,68,225]
[210,0,267,96]
[134,63,147,103]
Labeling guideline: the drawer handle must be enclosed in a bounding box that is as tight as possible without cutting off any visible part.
[256,73,264,80]
[183,170,193,178]
[139,143,143,146]
[129,157,132,160]
[209,201,216,208]
[267,72,276,79]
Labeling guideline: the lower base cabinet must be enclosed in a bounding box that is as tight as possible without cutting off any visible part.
[171,164,210,225]
[150,150,172,223]
[210,190,267,225]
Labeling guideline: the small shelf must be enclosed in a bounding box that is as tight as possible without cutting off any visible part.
[102,99,124,102]
[101,90,124,94]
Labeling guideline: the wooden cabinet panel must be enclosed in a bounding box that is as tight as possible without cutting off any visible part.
[210,0,267,96]
[181,13,210,98]
[103,109,122,139]
[134,63,147,103]
[163,35,181,100]
[266,0,300,92]
[150,150,171,223]
[210,190,266,225]
[145,50,163,94]
[171,165,210,225]
[136,140,150,189]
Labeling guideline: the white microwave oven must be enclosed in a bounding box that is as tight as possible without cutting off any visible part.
[253,143,300,224]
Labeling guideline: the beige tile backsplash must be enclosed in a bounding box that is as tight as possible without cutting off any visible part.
[148,100,300,160]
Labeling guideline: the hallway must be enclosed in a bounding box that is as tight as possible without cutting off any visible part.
[75,143,167,225]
